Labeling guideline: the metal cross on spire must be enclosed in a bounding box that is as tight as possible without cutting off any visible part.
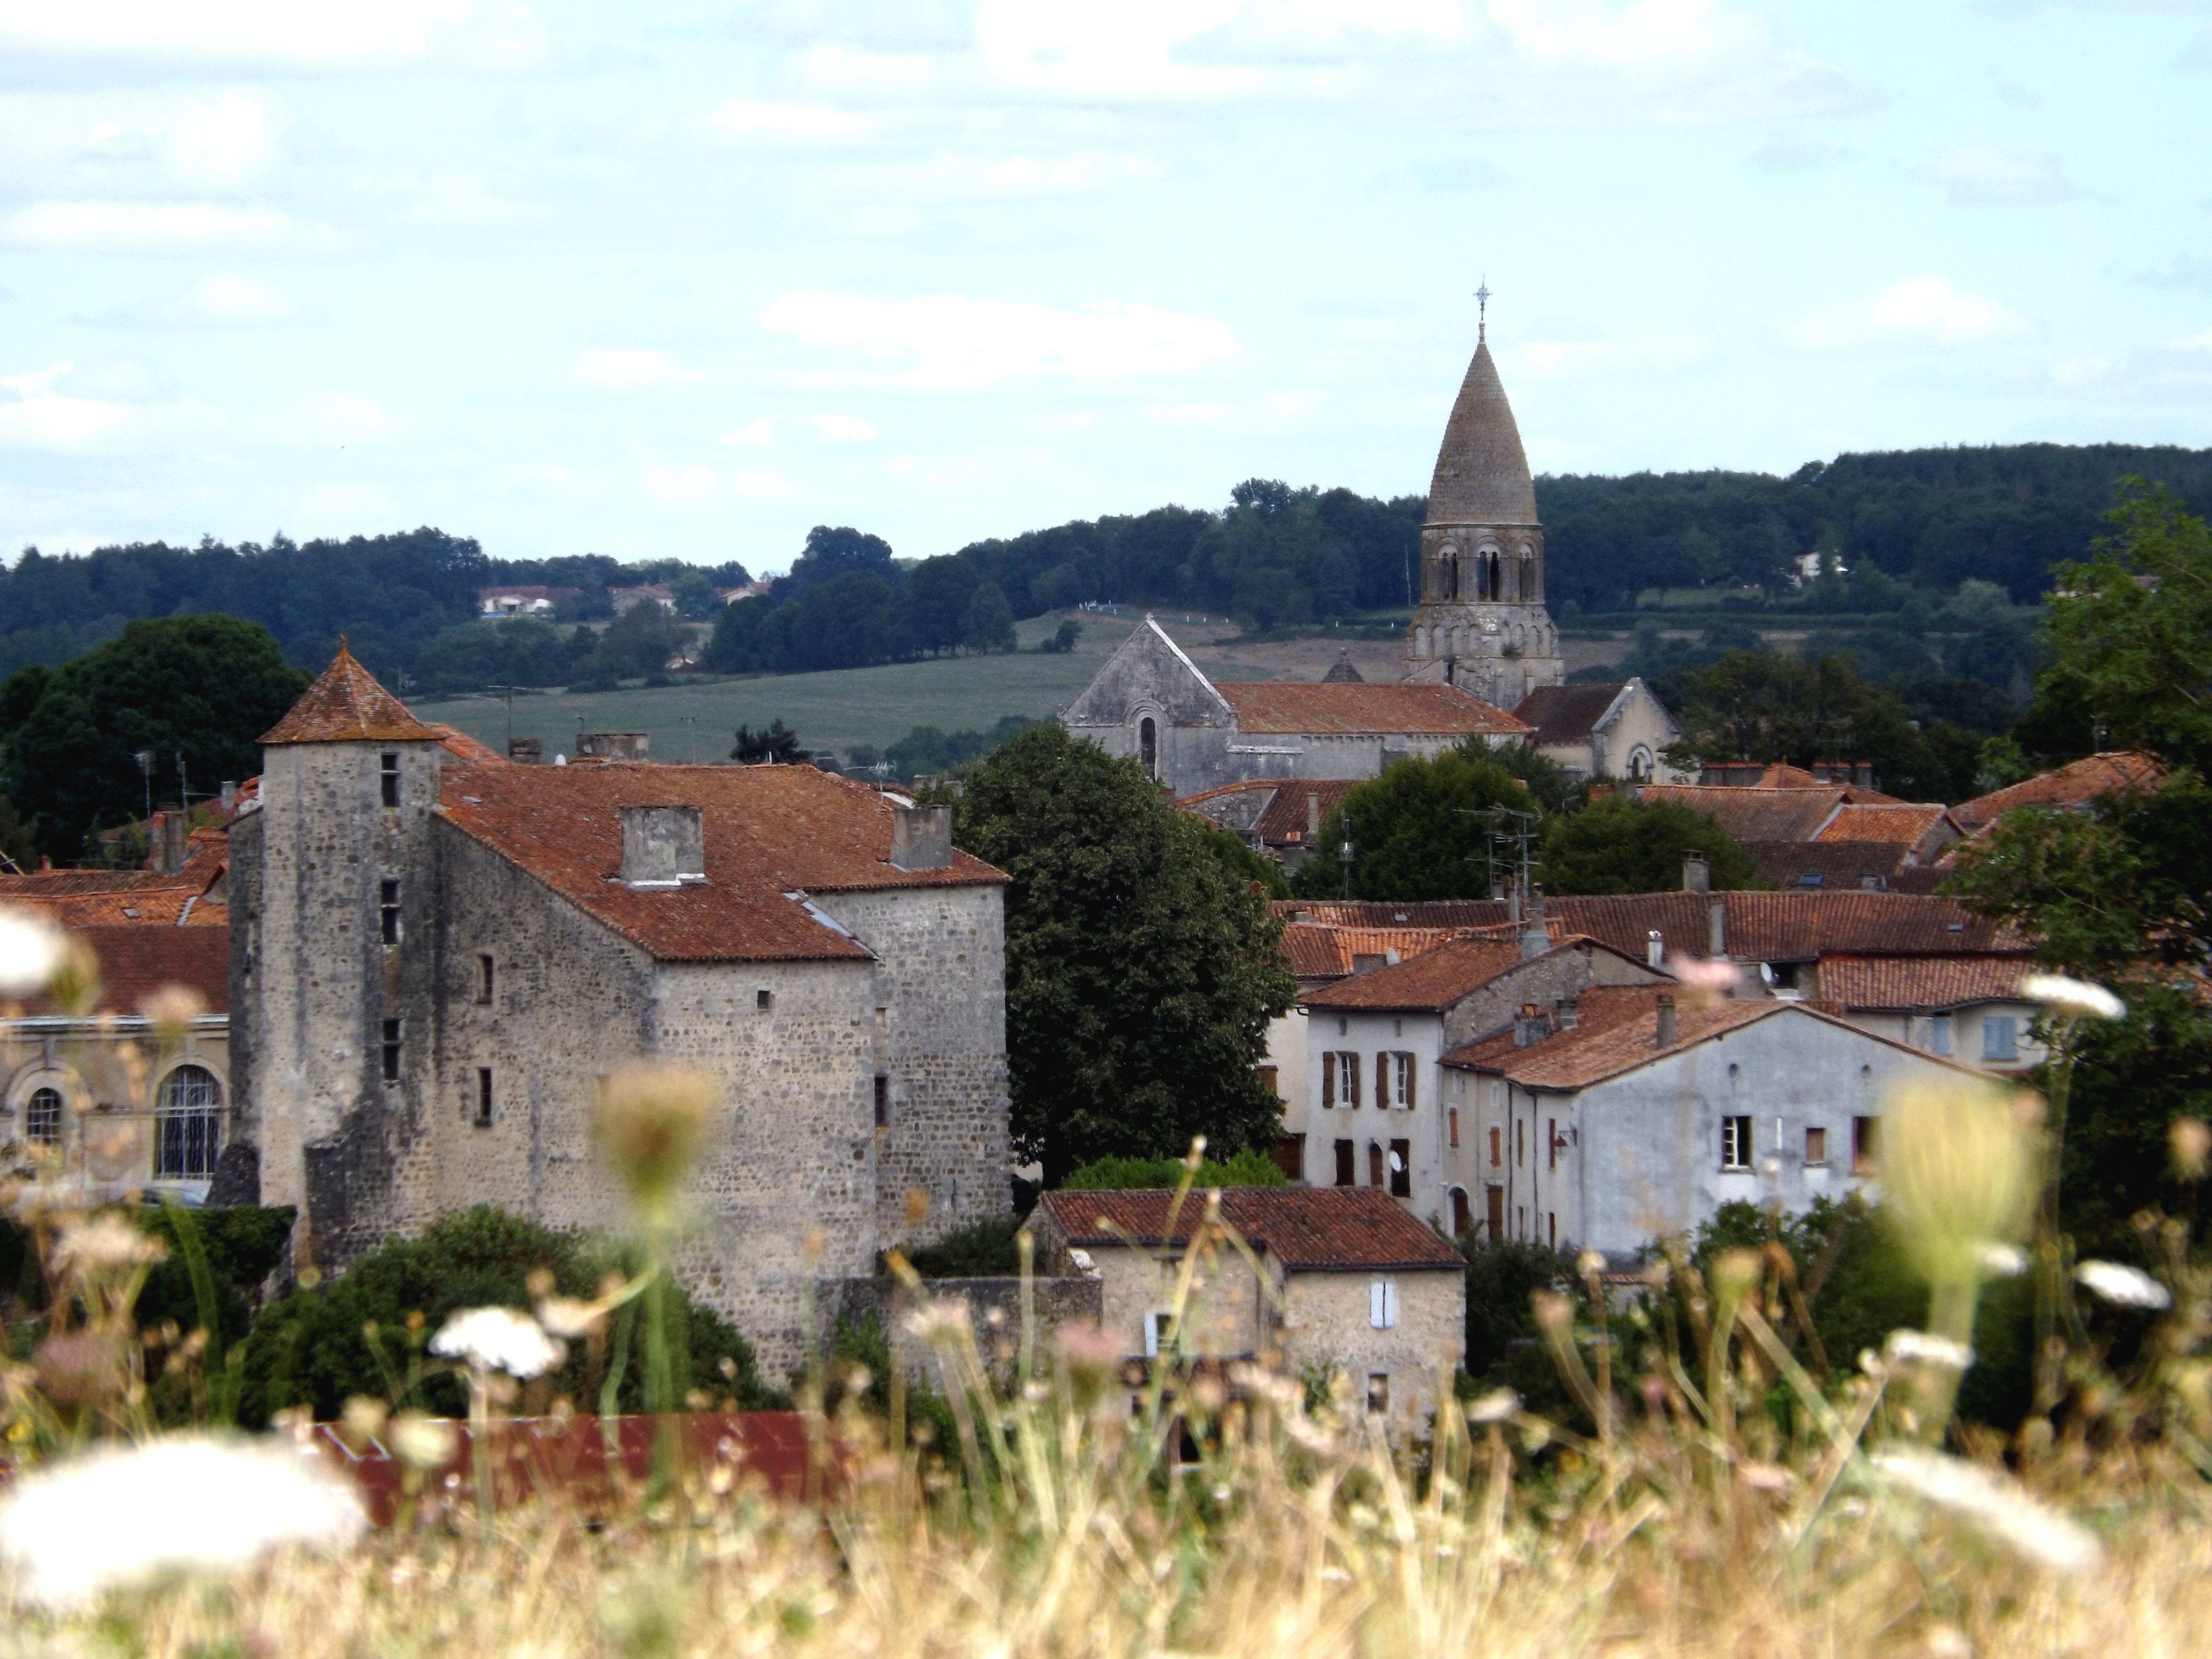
[1475,278,1490,343]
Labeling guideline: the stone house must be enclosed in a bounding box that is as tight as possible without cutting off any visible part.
[226,646,1012,1373]
[1027,1185,1466,1422]
[1440,985,1976,1261]
[1177,778,1360,875]
[1293,934,1672,1233]
[1511,679,1688,784]
[1062,619,1527,799]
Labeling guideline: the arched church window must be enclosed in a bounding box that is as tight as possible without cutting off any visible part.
[1139,717,1158,779]
[1629,747,1654,781]
[154,1064,222,1180]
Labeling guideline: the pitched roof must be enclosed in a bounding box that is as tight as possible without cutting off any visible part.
[3,892,225,929]
[1425,338,1539,526]
[12,925,230,1018]
[1032,1186,1463,1271]
[1442,985,1785,1091]
[1815,803,1954,847]
[1252,780,1360,844]
[1951,752,2163,834]
[1217,680,1528,737]
[1812,954,2032,1012]
[1299,934,1531,1011]
[1741,840,1910,890]
[1541,891,2029,962]
[1273,900,1514,930]
[1637,785,1857,844]
[427,723,507,764]
[1514,684,1625,747]
[437,760,1005,964]
[262,644,440,745]
[1321,649,1365,683]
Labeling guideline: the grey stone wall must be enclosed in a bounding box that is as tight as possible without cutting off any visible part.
[818,1274,1104,1381]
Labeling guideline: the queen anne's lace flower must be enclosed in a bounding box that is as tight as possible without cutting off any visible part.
[2075,1260,2172,1310]
[1873,1447,2101,1574]
[0,908,66,996]
[430,1307,564,1379]
[2021,974,2125,1022]
[0,1437,364,1605]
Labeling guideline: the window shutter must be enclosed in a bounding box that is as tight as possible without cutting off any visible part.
[1376,1053,1388,1111]
[1322,1055,1335,1109]
[1370,1279,1386,1329]
[1403,1055,1416,1113]
[1385,1280,1399,1328]
[1351,1056,1362,1109]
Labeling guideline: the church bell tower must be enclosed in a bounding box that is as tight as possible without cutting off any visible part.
[1403,290,1565,709]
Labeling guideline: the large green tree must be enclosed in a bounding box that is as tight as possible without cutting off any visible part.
[1291,750,1536,901]
[1541,796,1761,896]
[953,724,1296,1184]
[1,616,309,863]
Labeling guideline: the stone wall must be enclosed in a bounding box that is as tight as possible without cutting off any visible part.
[1280,1266,1463,1422]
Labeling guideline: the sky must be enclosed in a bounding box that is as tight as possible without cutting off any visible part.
[1,1,2208,577]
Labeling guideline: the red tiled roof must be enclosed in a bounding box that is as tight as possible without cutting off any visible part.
[1442,984,1783,1092]
[5,892,225,929]
[437,760,1005,964]
[1278,924,1482,983]
[1815,803,1954,847]
[1273,900,1514,930]
[1217,681,1528,737]
[262,645,440,745]
[1032,1186,1463,1271]
[428,724,507,764]
[13,925,230,1018]
[1252,780,1360,844]
[1542,891,2029,962]
[1300,935,1529,1011]
[1951,753,2163,834]
[1742,840,1909,889]
[1812,954,2031,1012]
[1513,684,1623,747]
[1636,785,1852,844]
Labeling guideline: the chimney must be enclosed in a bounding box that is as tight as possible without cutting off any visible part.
[1855,761,1874,787]
[1655,993,1677,1047]
[1646,929,1664,969]
[1306,791,1322,840]
[1707,898,1726,959]
[151,811,188,875]
[580,732,649,762]
[509,736,544,764]
[1520,909,1549,961]
[619,805,705,888]
[1682,851,1710,893]
[889,804,952,872]
[219,780,236,812]
[1514,1002,1548,1048]
[1557,996,1580,1031]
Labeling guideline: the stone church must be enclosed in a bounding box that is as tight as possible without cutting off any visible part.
[1063,319,1565,794]
[227,647,1011,1372]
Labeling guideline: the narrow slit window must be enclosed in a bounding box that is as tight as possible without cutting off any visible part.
[382,1018,402,1083]
[380,753,400,808]
[475,1067,493,1127]
[873,1074,889,1129]
[380,880,401,947]
[477,954,495,1004]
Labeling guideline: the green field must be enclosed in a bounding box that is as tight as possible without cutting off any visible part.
[412,610,1265,762]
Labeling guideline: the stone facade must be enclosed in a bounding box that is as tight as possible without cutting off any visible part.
[229,650,1013,1377]
[1515,679,1689,785]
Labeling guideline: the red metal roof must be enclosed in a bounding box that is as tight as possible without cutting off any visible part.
[262,645,440,745]
[438,760,1005,964]
[1217,681,1528,737]
[1032,1186,1463,1271]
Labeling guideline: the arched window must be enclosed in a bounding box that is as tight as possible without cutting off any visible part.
[24,1086,61,1147]
[1628,746,1654,781]
[1138,717,1158,779]
[154,1065,222,1179]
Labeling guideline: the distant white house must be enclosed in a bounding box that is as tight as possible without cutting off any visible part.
[476,585,579,619]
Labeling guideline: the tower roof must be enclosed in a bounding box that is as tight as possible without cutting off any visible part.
[261,642,440,745]
[1425,338,1538,527]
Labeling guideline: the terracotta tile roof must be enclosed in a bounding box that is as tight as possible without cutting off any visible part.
[1252,780,1360,844]
[1636,785,1852,844]
[437,760,1006,964]
[1300,935,1540,1012]
[1442,984,1790,1092]
[0,869,178,898]
[1811,954,2032,1012]
[1273,900,1514,930]
[1032,1186,1463,1271]
[1217,681,1529,737]
[427,724,507,764]
[1542,891,2030,962]
[1514,684,1624,746]
[262,644,441,745]
[1277,924,1478,982]
[6,892,225,929]
[1815,803,1954,847]
[1951,753,2163,834]
[1281,927,1353,979]
[1742,840,1909,890]
[10,925,230,1018]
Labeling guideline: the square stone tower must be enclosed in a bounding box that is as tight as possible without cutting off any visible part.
[1402,319,1566,709]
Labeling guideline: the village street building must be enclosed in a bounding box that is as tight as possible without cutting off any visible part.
[1511,680,1688,784]
[1028,1185,1466,1423]
[226,646,1013,1372]
[1441,986,1974,1260]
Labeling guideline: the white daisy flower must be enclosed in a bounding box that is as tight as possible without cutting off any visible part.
[429,1307,564,1379]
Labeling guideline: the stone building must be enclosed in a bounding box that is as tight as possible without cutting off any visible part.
[1027,1185,1466,1424]
[1512,679,1687,784]
[227,646,1012,1372]
[1401,318,1566,706]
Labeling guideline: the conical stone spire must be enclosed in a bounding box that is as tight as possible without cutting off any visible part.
[261,640,439,744]
[1425,339,1538,527]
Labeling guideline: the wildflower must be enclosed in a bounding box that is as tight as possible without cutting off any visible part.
[0,908,66,996]
[430,1307,564,1379]
[2021,974,2124,1022]
[387,1411,459,1471]
[1979,1243,2027,1277]
[2171,1118,2210,1181]
[1884,1329,1974,1372]
[1878,1079,2032,1288]
[1465,1388,1519,1425]
[0,1436,365,1606]
[1872,1447,2102,1574]
[55,1213,164,1275]
[595,1063,714,1219]
[2075,1260,2172,1311]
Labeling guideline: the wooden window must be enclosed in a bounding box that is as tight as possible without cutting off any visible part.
[1451,1188,1471,1235]
[1321,1053,1335,1109]
[380,752,400,808]
[475,1068,493,1128]
[1851,1115,1878,1174]
[1486,1184,1504,1241]
[1804,1126,1828,1166]
[1547,1116,1558,1170]
[1272,1134,1305,1180]
[1333,1138,1355,1187]
[1256,1064,1280,1101]
[1720,1114,1753,1171]
[1368,1141,1384,1188]
[1515,1118,1524,1168]
[1388,1138,1411,1198]
[1375,1052,1389,1111]
[1548,1212,1556,1248]
[1981,1016,2019,1062]
[1346,1053,1362,1108]
[1449,1108,1459,1149]
[1488,1125,1501,1168]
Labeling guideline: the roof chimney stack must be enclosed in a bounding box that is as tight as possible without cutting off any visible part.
[1655,993,1677,1048]
[1307,790,1322,840]
[1682,851,1710,893]
[889,804,952,872]
[1520,888,1549,960]
[1515,1002,1548,1047]
[1707,898,1727,959]
[1646,929,1664,970]
[619,805,705,888]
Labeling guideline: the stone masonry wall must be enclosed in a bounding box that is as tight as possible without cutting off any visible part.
[1281,1267,1463,1423]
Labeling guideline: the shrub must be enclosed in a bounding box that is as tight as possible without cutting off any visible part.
[235,1206,780,1424]
[1059,1148,1288,1191]
[897,1217,1024,1278]
[1460,1235,1574,1381]
[135,1205,297,1355]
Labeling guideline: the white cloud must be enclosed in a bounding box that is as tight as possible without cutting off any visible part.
[705,100,884,146]
[1785,277,2033,351]
[0,201,336,255]
[1515,334,1719,376]
[2174,329,2212,352]
[1145,389,1324,428]
[573,348,706,390]
[258,391,398,447]
[397,174,545,225]
[725,418,774,445]
[639,447,798,505]
[79,273,300,329]
[0,0,550,75]
[804,414,876,441]
[757,290,1238,389]
[0,360,218,454]
[1931,145,2076,205]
